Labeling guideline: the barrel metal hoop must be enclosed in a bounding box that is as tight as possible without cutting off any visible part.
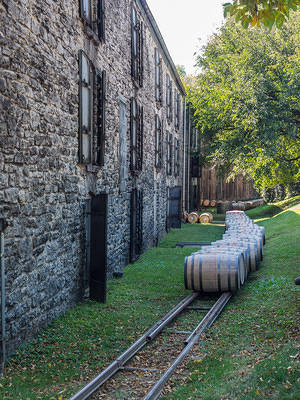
[184,257,188,289]
[235,254,240,290]
[199,255,203,292]
[227,255,231,291]
[217,255,221,292]
[191,255,195,291]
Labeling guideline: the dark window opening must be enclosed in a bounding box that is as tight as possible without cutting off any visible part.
[155,114,162,169]
[167,132,173,176]
[130,98,143,172]
[131,6,143,87]
[79,0,105,41]
[166,74,172,122]
[155,48,162,104]
[174,138,179,176]
[175,91,180,129]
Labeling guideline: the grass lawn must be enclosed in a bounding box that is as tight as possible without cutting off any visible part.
[0,198,299,400]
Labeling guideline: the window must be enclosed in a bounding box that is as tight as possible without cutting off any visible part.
[131,6,143,87]
[175,91,180,129]
[79,0,105,40]
[167,132,173,175]
[155,114,162,169]
[79,51,93,164]
[79,51,106,165]
[96,68,106,165]
[155,48,162,104]
[174,138,179,176]
[130,98,143,172]
[80,0,92,23]
[166,74,172,122]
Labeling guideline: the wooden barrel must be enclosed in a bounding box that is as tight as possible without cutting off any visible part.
[210,200,217,207]
[232,202,246,211]
[208,243,249,277]
[187,212,199,224]
[196,248,246,285]
[182,211,188,222]
[199,212,213,224]
[225,232,263,261]
[203,199,210,207]
[199,200,203,207]
[184,253,243,292]
[222,236,259,271]
[217,201,232,214]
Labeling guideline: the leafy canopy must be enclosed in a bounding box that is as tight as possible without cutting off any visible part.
[188,11,300,193]
[223,0,300,29]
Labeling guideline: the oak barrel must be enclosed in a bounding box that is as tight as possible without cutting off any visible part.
[199,212,213,224]
[221,236,259,271]
[184,253,243,292]
[210,200,217,207]
[195,248,246,285]
[187,212,199,224]
[203,199,210,207]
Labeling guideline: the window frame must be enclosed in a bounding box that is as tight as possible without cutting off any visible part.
[79,50,106,166]
[155,114,162,169]
[167,132,173,176]
[130,98,143,172]
[166,75,173,122]
[155,48,162,104]
[131,5,143,87]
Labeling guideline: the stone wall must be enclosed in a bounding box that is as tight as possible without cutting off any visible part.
[0,0,185,356]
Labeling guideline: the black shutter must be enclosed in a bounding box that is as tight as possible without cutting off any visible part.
[139,22,144,87]
[97,0,105,40]
[90,194,107,303]
[168,187,182,229]
[130,189,143,262]
[96,69,105,165]
[137,105,143,170]
[130,98,136,171]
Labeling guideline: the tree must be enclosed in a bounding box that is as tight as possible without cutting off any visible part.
[223,0,300,29]
[187,11,300,194]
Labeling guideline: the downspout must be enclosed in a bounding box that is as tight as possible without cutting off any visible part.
[187,107,191,212]
[0,218,7,376]
[182,96,187,211]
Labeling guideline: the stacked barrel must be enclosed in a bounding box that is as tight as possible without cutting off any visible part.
[184,210,265,293]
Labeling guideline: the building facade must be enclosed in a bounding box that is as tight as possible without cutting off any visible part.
[0,0,185,358]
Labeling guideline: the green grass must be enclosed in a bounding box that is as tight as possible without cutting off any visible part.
[158,222,224,248]
[162,202,300,400]
[1,198,299,400]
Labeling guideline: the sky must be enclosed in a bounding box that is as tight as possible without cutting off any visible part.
[146,0,226,75]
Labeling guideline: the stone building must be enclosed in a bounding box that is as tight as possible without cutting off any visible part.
[0,0,185,360]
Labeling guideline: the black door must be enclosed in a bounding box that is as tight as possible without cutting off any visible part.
[168,186,182,229]
[90,194,107,303]
[130,189,143,262]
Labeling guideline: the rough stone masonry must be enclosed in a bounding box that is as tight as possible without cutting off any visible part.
[0,0,186,357]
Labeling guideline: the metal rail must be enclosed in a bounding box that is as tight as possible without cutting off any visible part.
[69,292,198,400]
[69,292,231,400]
[144,292,232,400]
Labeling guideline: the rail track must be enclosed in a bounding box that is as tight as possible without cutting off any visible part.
[70,292,232,400]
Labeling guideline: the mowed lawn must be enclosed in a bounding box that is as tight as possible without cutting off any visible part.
[0,199,299,400]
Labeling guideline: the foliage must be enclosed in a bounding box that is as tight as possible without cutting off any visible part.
[188,11,300,193]
[223,0,300,29]
[176,64,187,77]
